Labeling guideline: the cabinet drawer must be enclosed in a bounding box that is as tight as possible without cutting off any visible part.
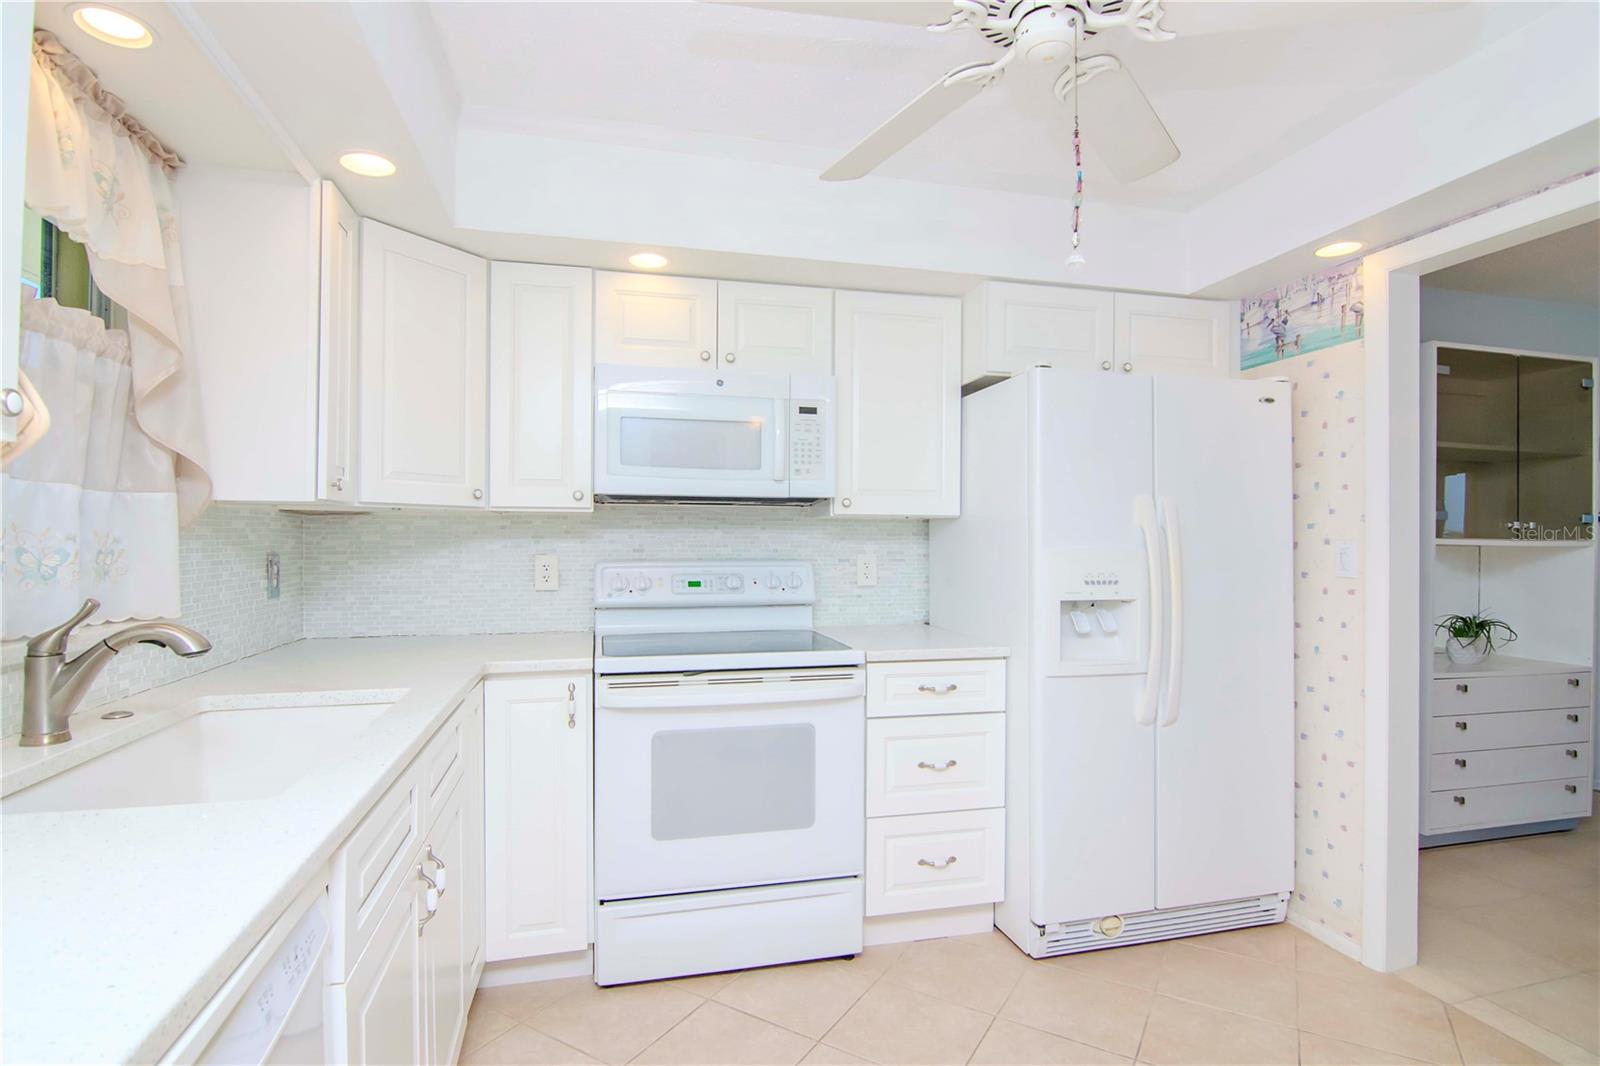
[867,659,1006,718]
[331,765,421,978]
[420,705,466,827]
[1431,672,1590,716]
[867,713,1005,817]
[865,809,1004,916]
[1429,743,1590,791]
[1429,706,1591,754]
[1425,777,1592,832]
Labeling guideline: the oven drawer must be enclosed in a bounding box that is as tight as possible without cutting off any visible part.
[1425,777,1592,832]
[1430,672,1589,716]
[1430,743,1590,791]
[1428,706,1591,754]
[865,809,1005,916]
[867,659,1006,718]
[866,713,1005,818]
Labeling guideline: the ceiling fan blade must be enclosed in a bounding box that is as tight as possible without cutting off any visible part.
[706,2,954,27]
[821,66,988,181]
[1076,61,1179,183]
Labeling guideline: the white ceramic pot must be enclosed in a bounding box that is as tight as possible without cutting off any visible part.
[1445,635,1489,666]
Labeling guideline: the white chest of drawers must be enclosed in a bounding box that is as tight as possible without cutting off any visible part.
[1424,656,1594,838]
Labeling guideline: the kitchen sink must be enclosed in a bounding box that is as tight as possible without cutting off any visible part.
[2,701,392,814]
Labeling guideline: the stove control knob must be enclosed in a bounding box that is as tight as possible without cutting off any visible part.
[636,575,653,592]
[767,571,782,589]
[787,571,804,589]
[723,574,743,591]
[609,575,625,594]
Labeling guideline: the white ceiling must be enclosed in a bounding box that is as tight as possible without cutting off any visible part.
[430,0,1554,209]
[1425,220,1600,305]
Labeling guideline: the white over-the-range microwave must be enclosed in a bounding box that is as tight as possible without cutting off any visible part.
[593,366,836,503]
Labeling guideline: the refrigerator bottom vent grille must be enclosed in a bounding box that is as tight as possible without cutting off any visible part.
[1038,893,1289,956]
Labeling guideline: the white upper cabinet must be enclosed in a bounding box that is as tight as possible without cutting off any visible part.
[359,220,488,508]
[595,271,717,368]
[962,281,1113,383]
[716,281,832,374]
[1112,293,1232,377]
[488,263,594,510]
[317,182,360,503]
[833,290,961,517]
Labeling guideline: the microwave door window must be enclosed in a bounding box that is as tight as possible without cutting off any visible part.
[617,414,766,474]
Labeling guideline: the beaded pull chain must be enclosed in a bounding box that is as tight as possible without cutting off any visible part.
[1067,14,1086,267]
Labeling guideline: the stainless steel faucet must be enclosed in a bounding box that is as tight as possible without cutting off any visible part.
[20,598,212,747]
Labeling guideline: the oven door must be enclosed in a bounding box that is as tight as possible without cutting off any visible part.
[595,368,790,498]
[594,668,865,900]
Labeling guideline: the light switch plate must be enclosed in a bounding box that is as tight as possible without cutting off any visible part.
[1334,539,1359,579]
[534,554,559,591]
[857,554,878,587]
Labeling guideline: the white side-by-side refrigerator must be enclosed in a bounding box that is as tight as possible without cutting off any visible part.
[930,367,1294,956]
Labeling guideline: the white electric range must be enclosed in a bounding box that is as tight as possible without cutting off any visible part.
[592,560,866,986]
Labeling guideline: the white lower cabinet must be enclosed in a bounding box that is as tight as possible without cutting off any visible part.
[484,675,592,961]
[865,808,1006,917]
[336,865,425,1066]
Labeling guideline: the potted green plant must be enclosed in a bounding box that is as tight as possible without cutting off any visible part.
[1435,611,1518,666]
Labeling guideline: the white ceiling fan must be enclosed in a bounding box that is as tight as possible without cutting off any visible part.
[813,0,1181,184]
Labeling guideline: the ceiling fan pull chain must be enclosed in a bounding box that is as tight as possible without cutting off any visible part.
[1067,14,1087,268]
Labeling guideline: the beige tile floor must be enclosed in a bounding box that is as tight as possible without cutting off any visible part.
[461,910,1571,1065]
[1399,811,1599,1066]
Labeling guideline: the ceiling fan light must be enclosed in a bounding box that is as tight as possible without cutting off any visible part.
[70,5,154,48]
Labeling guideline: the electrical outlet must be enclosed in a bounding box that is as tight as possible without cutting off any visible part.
[264,553,281,600]
[534,554,559,591]
[856,554,878,587]
[1334,539,1359,579]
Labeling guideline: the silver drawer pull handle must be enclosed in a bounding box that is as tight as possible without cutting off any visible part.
[1452,795,1466,806]
[1565,784,1579,794]
[1455,721,1468,731]
[1456,683,1469,693]
[917,683,959,694]
[917,856,958,870]
[567,681,578,729]
[1566,749,1580,758]
[1569,678,1583,687]
[1454,758,1467,768]
[1568,713,1581,723]
[425,844,447,896]
[417,864,439,892]
[917,759,958,772]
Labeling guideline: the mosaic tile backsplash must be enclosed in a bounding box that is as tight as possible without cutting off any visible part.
[1,504,929,735]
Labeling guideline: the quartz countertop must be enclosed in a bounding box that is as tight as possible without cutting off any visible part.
[0,634,591,1066]
[818,624,1009,662]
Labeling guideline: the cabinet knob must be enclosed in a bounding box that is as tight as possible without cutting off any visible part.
[573,489,585,501]
[1452,795,1466,806]
[331,476,345,491]
[1569,713,1582,723]
[1,388,24,417]
[1455,721,1468,731]
[1100,360,1113,371]
[1565,784,1579,794]
[1121,362,1134,373]
[724,352,736,364]
[840,497,852,509]
[1454,758,1467,767]
[1456,683,1469,693]
[472,489,483,500]
[1569,678,1582,687]
[1566,749,1579,758]
[699,350,712,362]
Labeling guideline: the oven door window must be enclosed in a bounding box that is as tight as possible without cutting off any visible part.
[650,724,816,840]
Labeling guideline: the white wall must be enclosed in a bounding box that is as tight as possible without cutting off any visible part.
[1421,286,1600,358]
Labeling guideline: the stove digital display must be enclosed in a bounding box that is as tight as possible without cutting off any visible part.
[686,580,702,588]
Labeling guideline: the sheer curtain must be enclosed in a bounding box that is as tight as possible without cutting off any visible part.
[2,30,210,637]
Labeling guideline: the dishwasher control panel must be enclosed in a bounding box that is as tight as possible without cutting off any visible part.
[595,561,814,606]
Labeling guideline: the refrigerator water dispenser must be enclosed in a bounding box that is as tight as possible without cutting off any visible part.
[1043,548,1146,674]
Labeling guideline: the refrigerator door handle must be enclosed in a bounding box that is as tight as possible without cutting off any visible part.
[1158,498,1185,727]
[1134,495,1164,727]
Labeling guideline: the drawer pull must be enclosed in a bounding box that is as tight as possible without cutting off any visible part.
[1569,714,1582,723]
[1452,795,1466,806]
[1570,678,1583,687]
[1454,758,1467,768]
[917,759,959,772]
[1567,749,1580,759]
[1456,683,1470,693]
[917,683,959,695]
[917,855,958,870]
[1565,784,1579,794]
[1455,721,1469,731]
[567,682,577,730]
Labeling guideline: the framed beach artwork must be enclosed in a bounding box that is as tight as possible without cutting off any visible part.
[1240,261,1364,370]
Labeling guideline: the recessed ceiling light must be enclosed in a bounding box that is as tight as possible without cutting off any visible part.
[338,151,397,178]
[628,252,670,270]
[1314,240,1364,259]
[70,5,154,48]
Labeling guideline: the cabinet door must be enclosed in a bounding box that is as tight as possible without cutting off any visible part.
[833,290,961,517]
[1518,355,1595,540]
[716,281,832,373]
[1112,293,1230,377]
[484,676,592,960]
[423,781,469,1066]
[359,220,487,507]
[595,271,716,368]
[964,281,1113,381]
[488,263,594,510]
[1435,347,1519,539]
[339,873,424,1066]
[317,181,359,503]
[463,686,485,980]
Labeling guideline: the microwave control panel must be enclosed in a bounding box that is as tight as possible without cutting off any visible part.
[790,400,826,481]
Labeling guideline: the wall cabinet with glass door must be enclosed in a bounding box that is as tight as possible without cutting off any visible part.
[1432,343,1596,542]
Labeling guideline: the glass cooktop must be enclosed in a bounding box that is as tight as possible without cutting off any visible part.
[600,629,851,659]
